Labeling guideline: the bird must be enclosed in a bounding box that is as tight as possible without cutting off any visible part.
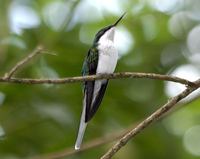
[75,13,126,150]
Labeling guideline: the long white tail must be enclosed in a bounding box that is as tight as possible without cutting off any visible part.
[75,97,87,150]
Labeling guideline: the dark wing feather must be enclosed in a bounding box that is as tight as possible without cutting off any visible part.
[86,80,108,122]
[82,48,98,122]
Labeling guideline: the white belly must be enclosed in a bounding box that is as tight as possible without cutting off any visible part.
[96,40,118,74]
[91,40,118,105]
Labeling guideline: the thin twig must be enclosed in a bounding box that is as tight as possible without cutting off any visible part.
[32,128,129,159]
[3,46,43,79]
[100,79,200,159]
[0,72,196,86]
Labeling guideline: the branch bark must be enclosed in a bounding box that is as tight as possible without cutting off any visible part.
[0,72,196,86]
[100,79,200,159]
[3,46,44,79]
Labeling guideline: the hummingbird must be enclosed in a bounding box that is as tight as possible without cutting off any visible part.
[75,13,126,150]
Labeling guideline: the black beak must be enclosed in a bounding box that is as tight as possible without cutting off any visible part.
[113,12,126,26]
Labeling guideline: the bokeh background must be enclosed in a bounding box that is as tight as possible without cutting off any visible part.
[0,0,200,159]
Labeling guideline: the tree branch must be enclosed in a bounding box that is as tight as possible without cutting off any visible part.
[100,79,200,159]
[3,46,44,79]
[0,46,196,87]
[0,72,196,87]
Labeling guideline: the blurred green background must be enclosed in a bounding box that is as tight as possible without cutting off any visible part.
[0,0,200,159]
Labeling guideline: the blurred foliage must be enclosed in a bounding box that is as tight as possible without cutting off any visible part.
[0,0,200,159]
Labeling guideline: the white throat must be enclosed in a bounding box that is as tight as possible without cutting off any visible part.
[99,27,115,44]
[96,26,118,74]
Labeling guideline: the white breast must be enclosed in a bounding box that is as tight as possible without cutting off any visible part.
[96,40,118,74]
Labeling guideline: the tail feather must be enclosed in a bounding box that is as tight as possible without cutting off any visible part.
[75,95,87,150]
[75,121,87,150]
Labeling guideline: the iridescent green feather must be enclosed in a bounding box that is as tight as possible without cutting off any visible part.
[81,46,99,91]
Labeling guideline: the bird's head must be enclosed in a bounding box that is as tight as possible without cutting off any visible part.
[93,13,126,44]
